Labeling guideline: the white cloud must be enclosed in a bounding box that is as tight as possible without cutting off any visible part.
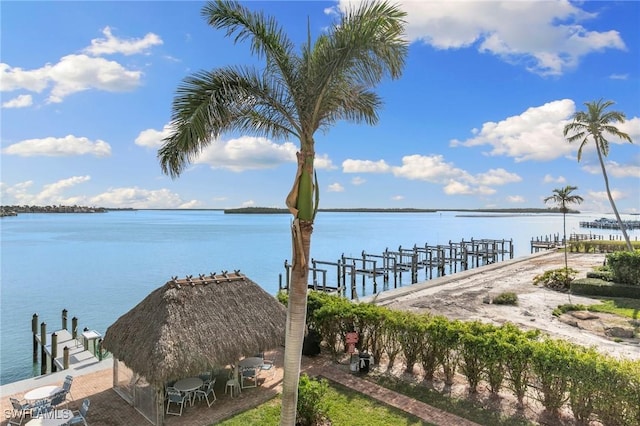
[47,54,142,103]
[617,116,640,143]
[3,135,111,157]
[589,189,626,202]
[342,159,391,173]
[194,136,298,172]
[609,74,628,80]
[475,168,522,186]
[392,154,471,182]
[84,26,163,56]
[2,54,142,103]
[451,99,576,162]
[241,200,256,207]
[135,125,174,148]
[363,0,627,76]
[391,195,404,201]
[351,176,366,185]
[582,161,640,178]
[543,174,567,184]
[343,153,521,197]
[327,183,345,192]
[89,187,193,209]
[2,94,33,108]
[314,154,336,170]
[1,176,91,205]
[0,63,50,92]
[507,195,525,203]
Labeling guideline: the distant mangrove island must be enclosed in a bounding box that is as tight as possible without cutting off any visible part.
[0,205,579,218]
[223,206,579,214]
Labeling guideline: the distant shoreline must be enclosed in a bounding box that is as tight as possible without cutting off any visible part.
[0,205,583,217]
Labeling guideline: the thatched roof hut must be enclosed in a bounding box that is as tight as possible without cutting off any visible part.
[102,271,286,386]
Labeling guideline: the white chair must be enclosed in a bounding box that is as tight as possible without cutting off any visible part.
[195,378,217,407]
[8,398,32,426]
[225,368,241,397]
[165,388,186,416]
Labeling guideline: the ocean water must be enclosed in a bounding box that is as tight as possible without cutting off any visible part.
[1,209,636,385]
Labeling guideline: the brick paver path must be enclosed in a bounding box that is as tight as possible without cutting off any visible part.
[2,350,480,426]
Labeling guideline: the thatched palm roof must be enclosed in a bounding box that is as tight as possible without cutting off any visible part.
[102,272,286,386]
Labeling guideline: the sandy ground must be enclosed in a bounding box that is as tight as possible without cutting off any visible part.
[374,250,639,361]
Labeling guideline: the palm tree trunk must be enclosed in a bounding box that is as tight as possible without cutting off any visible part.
[596,144,633,251]
[563,212,568,270]
[280,220,312,425]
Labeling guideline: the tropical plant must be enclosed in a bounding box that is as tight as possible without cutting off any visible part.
[564,99,634,251]
[544,185,583,271]
[157,2,407,423]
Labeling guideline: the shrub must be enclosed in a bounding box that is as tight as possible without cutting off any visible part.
[493,291,518,305]
[533,268,578,291]
[607,250,640,286]
[586,270,614,281]
[552,304,587,317]
[297,374,329,426]
[571,279,640,299]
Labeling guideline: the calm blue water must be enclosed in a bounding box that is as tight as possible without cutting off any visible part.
[1,210,636,384]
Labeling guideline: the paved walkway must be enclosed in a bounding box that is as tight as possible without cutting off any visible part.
[1,349,480,426]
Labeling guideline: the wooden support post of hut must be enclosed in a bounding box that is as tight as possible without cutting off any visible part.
[40,322,47,375]
[32,313,38,363]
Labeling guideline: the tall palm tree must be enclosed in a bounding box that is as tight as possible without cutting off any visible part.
[544,185,583,271]
[564,99,634,251]
[157,1,407,424]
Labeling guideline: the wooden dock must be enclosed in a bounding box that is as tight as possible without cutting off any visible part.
[281,238,514,300]
[32,311,106,376]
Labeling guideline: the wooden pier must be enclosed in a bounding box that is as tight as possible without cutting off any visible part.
[280,238,514,300]
[31,310,106,377]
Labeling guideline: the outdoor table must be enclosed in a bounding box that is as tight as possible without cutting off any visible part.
[173,377,203,406]
[24,385,63,402]
[238,357,263,370]
[26,409,73,426]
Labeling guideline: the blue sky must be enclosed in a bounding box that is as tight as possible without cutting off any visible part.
[1,1,639,213]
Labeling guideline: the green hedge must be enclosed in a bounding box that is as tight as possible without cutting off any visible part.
[569,240,640,253]
[607,250,640,285]
[300,291,640,425]
[571,278,640,299]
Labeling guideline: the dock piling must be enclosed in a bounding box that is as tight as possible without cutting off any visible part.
[40,322,47,375]
[51,332,58,373]
[61,309,68,330]
[32,313,38,363]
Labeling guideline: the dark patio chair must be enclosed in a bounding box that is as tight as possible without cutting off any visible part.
[165,388,186,416]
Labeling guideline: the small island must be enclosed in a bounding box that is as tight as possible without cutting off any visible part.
[0,205,111,217]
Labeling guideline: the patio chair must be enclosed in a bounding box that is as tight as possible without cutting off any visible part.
[66,398,90,426]
[8,397,32,426]
[225,368,241,398]
[50,390,68,409]
[256,352,276,378]
[198,371,212,383]
[62,375,74,401]
[195,378,217,407]
[165,388,187,416]
[240,367,258,389]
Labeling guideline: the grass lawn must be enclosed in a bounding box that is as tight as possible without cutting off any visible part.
[370,376,536,426]
[587,297,640,319]
[215,381,434,426]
